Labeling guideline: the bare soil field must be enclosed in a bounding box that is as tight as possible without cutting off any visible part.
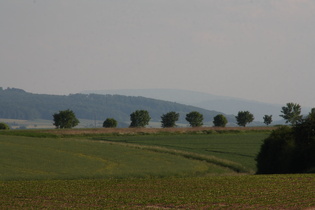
[0,117,276,133]
[41,126,275,135]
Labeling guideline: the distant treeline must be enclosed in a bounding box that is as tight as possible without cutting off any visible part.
[0,88,236,126]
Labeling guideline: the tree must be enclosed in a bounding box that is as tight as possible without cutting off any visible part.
[290,109,315,172]
[256,109,315,174]
[235,111,254,127]
[263,115,272,126]
[129,110,151,128]
[213,114,228,127]
[186,111,203,127]
[161,111,179,128]
[310,108,315,118]
[53,109,80,129]
[256,126,295,174]
[279,102,302,125]
[0,122,10,130]
[103,118,118,128]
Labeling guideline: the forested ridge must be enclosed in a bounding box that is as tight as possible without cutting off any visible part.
[0,88,235,125]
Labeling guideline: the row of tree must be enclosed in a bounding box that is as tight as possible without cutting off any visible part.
[0,102,305,130]
[52,109,252,129]
[51,102,306,129]
[112,110,257,128]
[52,109,212,129]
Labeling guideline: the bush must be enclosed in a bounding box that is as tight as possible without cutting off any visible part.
[291,113,315,172]
[129,110,151,128]
[103,118,118,128]
[161,112,179,128]
[256,111,315,174]
[256,126,295,174]
[53,109,80,129]
[185,111,203,127]
[0,122,10,130]
[213,114,228,127]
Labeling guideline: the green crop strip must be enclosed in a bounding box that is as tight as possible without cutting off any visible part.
[93,138,251,174]
[0,135,233,181]
[91,132,269,173]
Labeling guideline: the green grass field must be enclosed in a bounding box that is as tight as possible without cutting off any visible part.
[0,135,234,181]
[1,129,314,209]
[97,132,269,173]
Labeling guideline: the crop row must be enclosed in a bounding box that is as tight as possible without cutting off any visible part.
[1,174,314,209]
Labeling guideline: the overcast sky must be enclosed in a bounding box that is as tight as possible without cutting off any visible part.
[1,0,315,107]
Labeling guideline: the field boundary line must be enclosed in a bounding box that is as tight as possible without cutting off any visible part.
[89,138,253,174]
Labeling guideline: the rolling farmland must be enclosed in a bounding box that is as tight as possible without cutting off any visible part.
[0,128,314,209]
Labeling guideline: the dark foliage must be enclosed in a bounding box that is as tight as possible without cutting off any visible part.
[0,122,10,130]
[129,110,151,128]
[53,109,80,129]
[279,102,302,125]
[263,115,272,126]
[213,114,228,127]
[103,118,118,128]
[256,126,295,174]
[256,111,315,174]
[291,112,315,173]
[186,111,204,127]
[161,112,179,128]
[235,111,254,127]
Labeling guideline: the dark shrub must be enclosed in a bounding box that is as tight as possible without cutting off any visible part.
[0,122,10,130]
[256,126,295,174]
[103,118,118,128]
[256,111,315,174]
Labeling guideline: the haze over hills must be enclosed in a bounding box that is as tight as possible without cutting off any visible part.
[4,87,311,128]
[0,87,246,128]
[82,89,311,123]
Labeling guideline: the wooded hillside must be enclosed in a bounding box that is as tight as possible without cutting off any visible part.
[0,88,236,127]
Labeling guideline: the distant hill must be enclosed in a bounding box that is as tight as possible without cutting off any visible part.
[0,88,244,128]
[82,88,310,123]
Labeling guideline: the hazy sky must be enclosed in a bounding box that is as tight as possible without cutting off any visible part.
[1,0,315,107]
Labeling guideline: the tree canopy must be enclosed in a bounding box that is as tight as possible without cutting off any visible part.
[263,115,272,126]
[256,109,315,174]
[161,112,179,128]
[103,118,118,128]
[129,110,151,128]
[279,102,302,125]
[53,109,80,129]
[185,111,203,127]
[213,114,228,127]
[0,122,10,130]
[235,111,254,127]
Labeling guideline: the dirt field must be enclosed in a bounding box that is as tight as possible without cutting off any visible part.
[41,126,275,135]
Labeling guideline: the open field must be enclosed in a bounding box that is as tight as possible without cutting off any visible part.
[95,132,270,173]
[0,127,271,179]
[1,127,314,209]
[0,135,234,181]
[1,174,314,209]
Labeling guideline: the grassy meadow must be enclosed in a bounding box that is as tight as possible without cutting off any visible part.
[97,132,269,173]
[1,127,315,209]
[0,135,234,181]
